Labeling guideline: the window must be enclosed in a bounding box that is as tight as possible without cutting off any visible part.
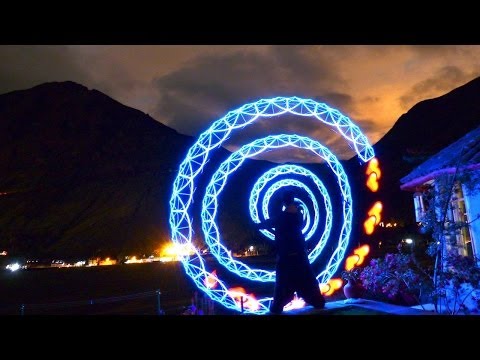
[413,191,426,222]
[449,181,474,258]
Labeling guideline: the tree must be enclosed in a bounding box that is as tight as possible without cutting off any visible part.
[360,146,480,314]
[418,149,480,314]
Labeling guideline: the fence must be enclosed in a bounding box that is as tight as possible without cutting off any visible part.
[0,289,220,315]
[0,289,165,315]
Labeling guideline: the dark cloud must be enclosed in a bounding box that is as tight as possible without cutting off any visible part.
[399,65,480,110]
[150,47,365,160]
[354,117,382,134]
[269,46,341,86]
[152,47,343,136]
[223,112,370,162]
[234,130,359,164]
[408,45,468,56]
[353,117,388,146]
[89,69,144,104]
[0,46,92,95]
[3,45,478,163]
[359,95,380,104]
[314,93,354,114]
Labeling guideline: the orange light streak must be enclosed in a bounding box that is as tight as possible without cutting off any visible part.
[364,201,383,234]
[320,278,343,296]
[204,269,219,289]
[366,158,381,192]
[227,287,259,311]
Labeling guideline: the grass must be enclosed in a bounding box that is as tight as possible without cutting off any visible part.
[323,305,390,315]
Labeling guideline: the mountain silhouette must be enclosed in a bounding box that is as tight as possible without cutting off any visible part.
[358,76,480,224]
[0,81,292,260]
[0,81,194,259]
[2,77,480,260]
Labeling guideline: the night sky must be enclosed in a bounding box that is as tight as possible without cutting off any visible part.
[1,45,479,161]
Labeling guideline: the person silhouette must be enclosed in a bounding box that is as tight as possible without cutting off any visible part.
[255,189,325,314]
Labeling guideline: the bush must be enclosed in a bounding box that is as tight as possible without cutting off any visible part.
[359,252,432,306]
[433,253,480,314]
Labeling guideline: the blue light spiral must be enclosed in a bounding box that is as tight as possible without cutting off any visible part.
[249,164,331,247]
[202,134,350,284]
[169,96,374,314]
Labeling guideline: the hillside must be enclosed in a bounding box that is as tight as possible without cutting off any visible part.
[349,76,480,224]
[3,76,480,260]
[0,81,193,258]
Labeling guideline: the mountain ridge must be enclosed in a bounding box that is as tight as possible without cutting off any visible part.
[0,81,194,259]
[364,76,480,224]
[2,77,480,259]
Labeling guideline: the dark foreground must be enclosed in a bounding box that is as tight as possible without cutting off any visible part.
[0,256,283,315]
[3,258,422,316]
[0,262,202,315]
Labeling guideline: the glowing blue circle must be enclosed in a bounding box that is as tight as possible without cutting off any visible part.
[291,197,311,234]
[281,196,312,234]
[295,199,309,227]
[169,96,374,314]
[201,134,350,284]
[249,165,331,247]
[262,180,316,241]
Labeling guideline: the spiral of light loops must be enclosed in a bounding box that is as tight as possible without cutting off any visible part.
[290,198,310,230]
[296,199,309,226]
[169,96,375,314]
[280,196,311,233]
[263,182,316,239]
[249,165,332,253]
[260,180,319,253]
[202,134,351,284]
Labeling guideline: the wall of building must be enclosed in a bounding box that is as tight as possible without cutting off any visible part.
[462,175,480,260]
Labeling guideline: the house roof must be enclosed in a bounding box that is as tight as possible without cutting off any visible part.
[400,125,480,191]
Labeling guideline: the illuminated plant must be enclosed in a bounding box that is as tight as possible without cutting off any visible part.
[169,96,375,314]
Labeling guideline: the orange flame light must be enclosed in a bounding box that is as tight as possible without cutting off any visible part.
[364,201,383,235]
[369,202,383,225]
[366,157,381,178]
[353,245,370,266]
[320,278,343,296]
[227,287,260,311]
[366,157,381,192]
[366,173,379,192]
[345,244,370,271]
[345,254,361,271]
[204,270,218,289]
[364,216,376,235]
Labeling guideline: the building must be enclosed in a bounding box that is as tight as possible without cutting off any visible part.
[400,126,480,260]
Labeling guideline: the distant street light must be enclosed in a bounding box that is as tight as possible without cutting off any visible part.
[405,238,413,245]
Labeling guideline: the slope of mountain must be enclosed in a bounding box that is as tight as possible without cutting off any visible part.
[2,76,480,260]
[354,76,480,224]
[0,81,194,259]
[0,81,322,260]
